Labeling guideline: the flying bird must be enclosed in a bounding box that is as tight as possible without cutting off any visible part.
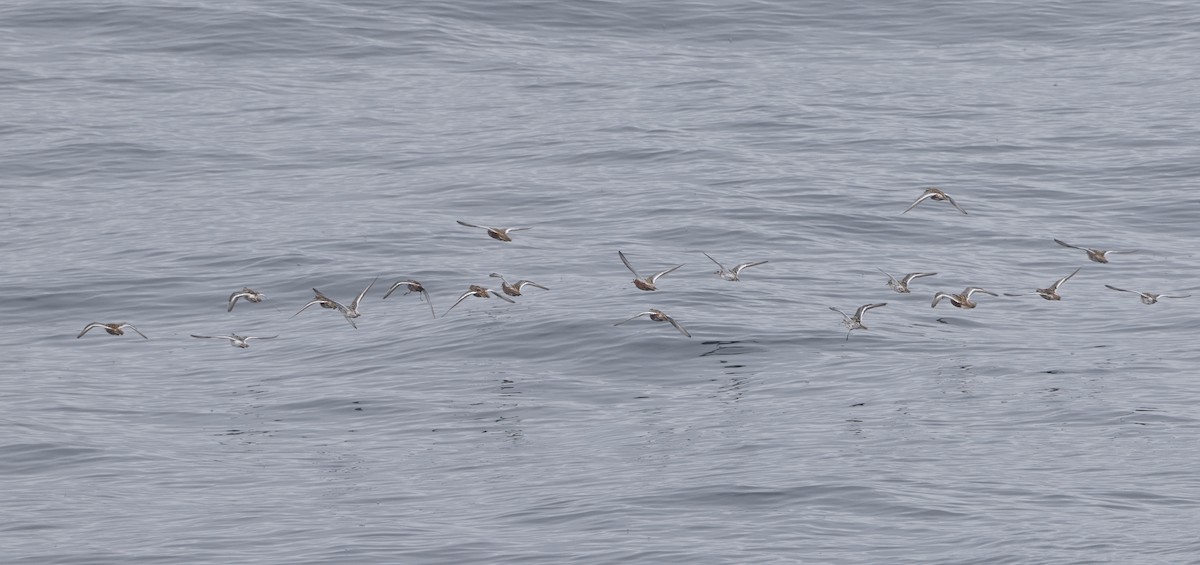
[829,303,887,340]
[293,288,352,327]
[1004,267,1082,301]
[1104,284,1191,304]
[614,308,691,337]
[77,322,148,339]
[456,220,530,242]
[227,287,266,312]
[879,269,937,294]
[489,273,549,296]
[702,252,767,281]
[443,284,516,317]
[619,250,682,291]
[383,279,436,318]
[931,287,998,309]
[1054,239,1136,264]
[190,334,278,348]
[901,188,968,215]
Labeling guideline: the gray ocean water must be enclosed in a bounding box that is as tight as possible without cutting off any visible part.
[4,0,1200,562]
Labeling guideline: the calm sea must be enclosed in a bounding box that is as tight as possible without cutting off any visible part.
[3,0,1199,563]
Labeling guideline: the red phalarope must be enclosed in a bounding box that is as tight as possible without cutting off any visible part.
[294,288,345,316]
[489,273,548,296]
[443,284,515,317]
[383,279,436,318]
[227,287,265,312]
[1054,239,1136,264]
[456,220,530,242]
[190,334,278,348]
[702,252,767,281]
[614,308,691,338]
[1005,267,1081,301]
[292,278,376,328]
[1104,285,1191,304]
[931,287,997,309]
[619,250,682,291]
[879,269,937,294]
[829,303,886,340]
[901,188,968,215]
[341,277,377,326]
[77,322,148,339]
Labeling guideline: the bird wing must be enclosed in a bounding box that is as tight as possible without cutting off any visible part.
[648,264,683,283]
[488,289,516,303]
[1054,239,1083,250]
[701,252,726,271]
[382,282,403,299]
[731,261,767,274]
[77,323,102,338]
[227,292,246,312]
[614,312,651,326]
[352,277,378,309]
[442,291,475,317]
[901,192,937,214]
[618,251,641,278]
[456,220,484,229]
[121,324,149,339]
[1050,267,1082,291]
[943,193,968,214]
[420,289,436,318]
[292,299,326,317]
[663,314,691,338]
[901,272,937,284]
[855,303,887,319]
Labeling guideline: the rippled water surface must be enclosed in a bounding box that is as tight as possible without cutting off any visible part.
[3,0,1200,563]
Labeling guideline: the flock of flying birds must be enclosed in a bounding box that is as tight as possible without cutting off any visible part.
[75,189,1189,345]
[824,188,1189,340]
